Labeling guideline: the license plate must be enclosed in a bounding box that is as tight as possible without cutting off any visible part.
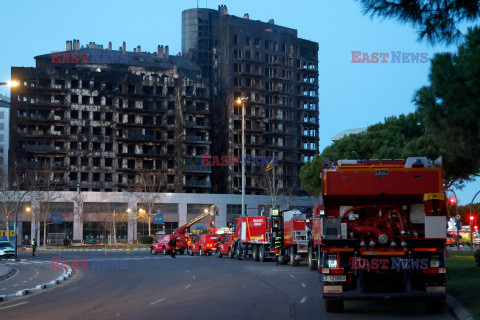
[323,275,346,282]
[324,285,343,293]
[426,286,446,293]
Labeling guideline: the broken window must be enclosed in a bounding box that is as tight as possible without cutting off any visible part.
[93,96,101,105]
[82,96,90,105]
[71,95,79,104]
[105,173,112,182]
[81,173,88,181]
[92,173,100,181]
[128,85,135,94]
[105,143,112,151]
[167,87,174,95]
[69,172,77,181]
[156,86,163,95]
[105,112,113,121]
[70,110,78,119]
[93,112,101,121]
[71,79,79,89]
[105,127,112,136]
[82,111,89,120]
[81,142,89,150]
[81,127,88,135]
[92,158,100,166]
[128,100,135,108]
[105,158,112,167]
[69,157,77,165]
[70,141,77,149]
[81,157,88,166]
[93,142,101,150]
[167,116,174,125]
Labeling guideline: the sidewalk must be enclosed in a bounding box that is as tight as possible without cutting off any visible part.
[0,264,13,280]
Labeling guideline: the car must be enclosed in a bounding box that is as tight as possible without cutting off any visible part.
[474,237,480,245]
[188,234,219,256]
[217,234,235,258]
[0,241,15,258]
[150,234,186,255]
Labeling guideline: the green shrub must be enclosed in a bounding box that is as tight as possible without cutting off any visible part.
[474,249,480,267]
[141,236,154,244]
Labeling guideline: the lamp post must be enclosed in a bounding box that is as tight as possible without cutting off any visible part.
[236,97,247,217]
[449,190,460,250]
[470,190,480,250]
[0,81,18,87]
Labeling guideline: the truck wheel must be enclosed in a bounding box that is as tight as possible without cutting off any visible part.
[425,300,445,313]
[163,246,167,255]
[150,247,157,255]
[189,248,194,256]
[308,247,317,270]
[289,247,300,266]
[325,300,344,313]
[235,245,242,260]
[228,248,235,259]
[180,249,185,255]
[252,245,259,261]
[259,245,266,262]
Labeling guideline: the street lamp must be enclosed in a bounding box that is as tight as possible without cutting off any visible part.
[235,97,247,217]
[0,80,18,87]
[449,190,460,250]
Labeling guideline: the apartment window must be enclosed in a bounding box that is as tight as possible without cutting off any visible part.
[69,172,78,181]
[93,173,100,181]
[105,143,113,151]
[82,96,89,105]
[82,111,89,120]
[71,95,78,104]
[105,112,113,121]
[71,79,79,89]
[81,173,88,181]
[81,142,89,150]
[81,127,88,135]
[93,127,101,135]
[105,158,112,167]
[93,142,101,150]
[70,141,78,149]
[81,157,88,166]
[93,157,101,166]
[69,157,77,165]
[93,96,101,105]
[105,173,112,182]
[105,127,112,136]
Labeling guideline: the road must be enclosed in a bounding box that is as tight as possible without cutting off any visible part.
[0,251,455,320]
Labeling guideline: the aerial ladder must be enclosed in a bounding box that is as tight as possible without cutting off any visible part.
[173,204,219,235]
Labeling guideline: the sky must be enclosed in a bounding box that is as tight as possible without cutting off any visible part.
[0,0,478,204]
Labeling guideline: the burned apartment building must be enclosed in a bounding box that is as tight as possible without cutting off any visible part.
[182,6,319,195]
[10,41,212,192]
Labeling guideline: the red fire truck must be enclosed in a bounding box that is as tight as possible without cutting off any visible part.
[231,211,308,264]
[314,157,448,313]
[150,205,217,255]
[217,234,236,258]
[188,234,219,256]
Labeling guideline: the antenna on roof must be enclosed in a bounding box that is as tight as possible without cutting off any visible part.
[196,0,198,8]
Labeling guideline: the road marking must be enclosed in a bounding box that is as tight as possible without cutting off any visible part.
[289,274,295,278]
[65,287,80,293]
[0,301,28,310]
[192,276,196,280]
[13,284,18,287]
[150,298,166,305]
[300,297,307,304]
[1,288,6,290]
[302,283,306,287]
[185,269,190,273]
[23,281,27,283]
[184,284,191,289]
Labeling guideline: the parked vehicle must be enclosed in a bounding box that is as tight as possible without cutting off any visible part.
[314,157,448,313]
[188,234,219,256]
[217,234,235,258]
[0,241,15,258]
[151,234,186,255]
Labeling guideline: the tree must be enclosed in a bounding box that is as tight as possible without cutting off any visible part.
[128,169,166,236]
[356,0,480,44]
[31,163,62,247]
[299,155,323,197]
[0,165,33,243]
[256,166,294,209]
[299,113,445,194]
[414,26,480,189]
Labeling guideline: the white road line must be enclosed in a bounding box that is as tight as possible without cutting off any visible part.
[65,287,80,293]
[192,276,196,280]
[300,297,307,304]
[150,298,166,305]
[289,274,295,278]
[301,283,306,287]
[1,288,6,290]
[13,284,18,287]
[184,284,191,289]
[185,270,190,273]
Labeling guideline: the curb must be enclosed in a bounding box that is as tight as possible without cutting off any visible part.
[0,262,74,303]
[447,294,474,320]
[0,267,16,281]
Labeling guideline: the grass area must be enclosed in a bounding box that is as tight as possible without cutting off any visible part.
[446,250,480,319]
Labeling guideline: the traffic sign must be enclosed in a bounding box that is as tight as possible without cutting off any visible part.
[153,213,164,225]
[51,212,63,224]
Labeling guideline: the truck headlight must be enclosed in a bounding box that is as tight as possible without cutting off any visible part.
[430,255,440,268]
[0,250,4,255]
[327,254,338,268]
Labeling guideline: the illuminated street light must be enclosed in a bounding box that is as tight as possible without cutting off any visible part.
[235,97,247,217]
[0,80,18,87]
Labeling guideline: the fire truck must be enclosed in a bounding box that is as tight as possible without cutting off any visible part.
[314,157,448,313]
[150,204,218,255]
[231,210,309,265]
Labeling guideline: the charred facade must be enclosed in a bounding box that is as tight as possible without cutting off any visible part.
[183,6,319,195]
[10,43,212,192]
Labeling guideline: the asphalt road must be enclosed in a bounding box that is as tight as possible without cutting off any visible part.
[0,251,455,320]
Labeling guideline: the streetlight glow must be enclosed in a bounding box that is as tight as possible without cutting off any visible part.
[7,80,19,87]
[26,207,31,213]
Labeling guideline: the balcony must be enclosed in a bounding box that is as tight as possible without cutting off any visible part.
[25,145,66,153]
[186,135,210,144]
[185,180,212,188]
[185,120,210,129]
[185,164,211,173]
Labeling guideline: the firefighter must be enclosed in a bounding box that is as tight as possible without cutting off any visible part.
[168,236,177,258]
[274,235,282,265]
[31,239,37,257]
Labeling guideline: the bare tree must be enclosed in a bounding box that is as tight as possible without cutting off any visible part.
[31,163,62,247]
[256,166,294,210]
[128,169,167,236]
[0,164,33,242]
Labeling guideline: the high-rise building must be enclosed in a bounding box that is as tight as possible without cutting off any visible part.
[0,94,10,170]
[10,41,212,192]
[182,5,319,196]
